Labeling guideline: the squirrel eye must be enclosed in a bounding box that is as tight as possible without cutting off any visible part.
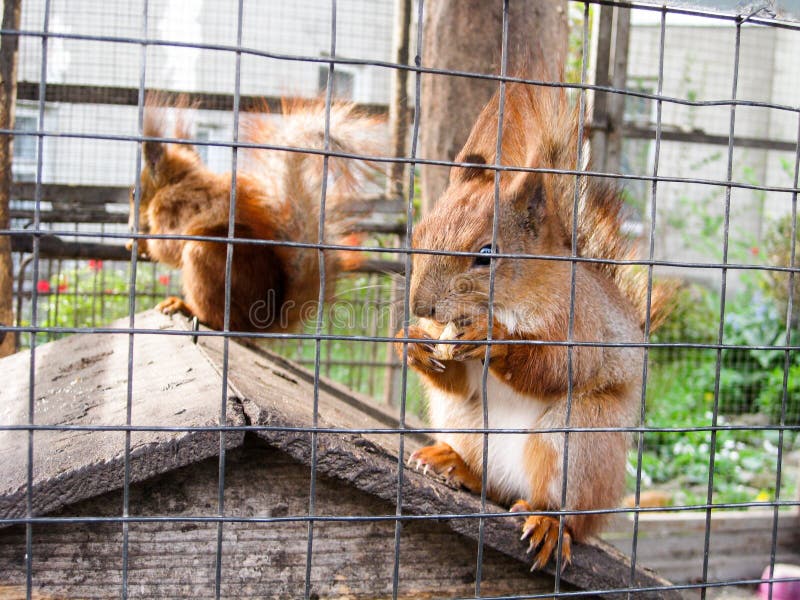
[473,244,495,267]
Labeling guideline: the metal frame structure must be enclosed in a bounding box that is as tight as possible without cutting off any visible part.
[0,1,798,598]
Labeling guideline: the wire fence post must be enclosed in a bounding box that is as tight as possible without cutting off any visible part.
[0,0,21,358]
[382,0,412,408]
[1,1,800,597]
[591,4,630,176]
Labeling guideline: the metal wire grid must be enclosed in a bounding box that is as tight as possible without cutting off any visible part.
[0,0,799,599]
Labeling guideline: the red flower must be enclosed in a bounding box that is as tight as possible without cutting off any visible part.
[36,280,51,294]
[104,289,114,295]
[57,281,68,293]
[87,259,104,271]
[158,274,171,286]
[750,246,759,256]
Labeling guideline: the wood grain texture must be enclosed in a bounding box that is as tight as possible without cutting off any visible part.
[607,511,800,586]
[0,442,559,599]
[0,310,244,521]
[0,311,678,598]
[15,83,390,116]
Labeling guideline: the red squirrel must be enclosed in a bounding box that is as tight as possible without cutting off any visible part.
[396,81,673,569]
[128,94,381,332]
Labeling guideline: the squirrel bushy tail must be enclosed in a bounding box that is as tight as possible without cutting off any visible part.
[241,100,384,248]
[141,92,202,190]
[461,79,674,331]
[142,93,382,235]
[141,94,382,272]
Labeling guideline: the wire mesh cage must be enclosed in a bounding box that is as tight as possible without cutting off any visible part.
[0,0,799,599]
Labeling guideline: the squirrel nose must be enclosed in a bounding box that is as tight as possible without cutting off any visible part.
[412,300,436,320]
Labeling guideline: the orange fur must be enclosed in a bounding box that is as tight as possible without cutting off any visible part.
[129,93,383,332]
[398,78,674,570]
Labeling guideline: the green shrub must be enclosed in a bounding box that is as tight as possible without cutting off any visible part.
[756,363,800,425]
[760,214,800,328]
[651,283,719,346]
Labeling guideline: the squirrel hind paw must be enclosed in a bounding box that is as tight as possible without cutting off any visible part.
[511,502,572,572]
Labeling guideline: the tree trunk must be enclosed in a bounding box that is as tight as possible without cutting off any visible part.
[420,0,569,214]
[0,0,22,357]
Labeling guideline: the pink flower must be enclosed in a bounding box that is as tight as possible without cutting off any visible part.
[750,246,760,256]
[36,280,51,294]
[87,259,104,271]
[158,274,171,286]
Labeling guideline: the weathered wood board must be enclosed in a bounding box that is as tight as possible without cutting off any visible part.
[607,510,800,587]
[0,441,562,599]
[0,310,244,520]
[0,311,680,599]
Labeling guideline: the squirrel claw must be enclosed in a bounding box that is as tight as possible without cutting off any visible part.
[452,345,482,361]
[406,442,482,493]
[156,296,193,318]
[511,500,573,571]
[521,524,534,541]
[396,326,450,375]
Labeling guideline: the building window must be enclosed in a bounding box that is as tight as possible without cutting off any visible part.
[13,112,38,182]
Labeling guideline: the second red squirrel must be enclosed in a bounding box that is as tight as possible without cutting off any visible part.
[129,94,382,333]
[396,81,673,569]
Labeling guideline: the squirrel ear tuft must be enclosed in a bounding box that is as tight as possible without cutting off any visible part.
[452,153,492,183]
[143,140,164,173]
[508,171,547,230]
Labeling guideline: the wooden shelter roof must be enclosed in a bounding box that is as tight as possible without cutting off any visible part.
[0,310,678,599]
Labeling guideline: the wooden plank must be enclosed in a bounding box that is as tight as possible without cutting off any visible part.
[606,510,800,586]
[10,208,128,224]
[0,443,560,599]
[11,183,130,205]
[0,310,245,521]
[9,183,406,231]
[9,209,405,232]
[16,82,391,116]
[9,184,406,215]
[9,233,404,274]
[622,124,799,153]
[10,234,132,260]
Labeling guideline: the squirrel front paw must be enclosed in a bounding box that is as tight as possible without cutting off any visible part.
[449,315,509,362]
[124,237,150,259]
[510,499,572,571]
[156,296,193,317]
[408,442,483,493]
[394,326,447,374]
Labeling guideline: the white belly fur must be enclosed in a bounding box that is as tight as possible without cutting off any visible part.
[427,361,551,502]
